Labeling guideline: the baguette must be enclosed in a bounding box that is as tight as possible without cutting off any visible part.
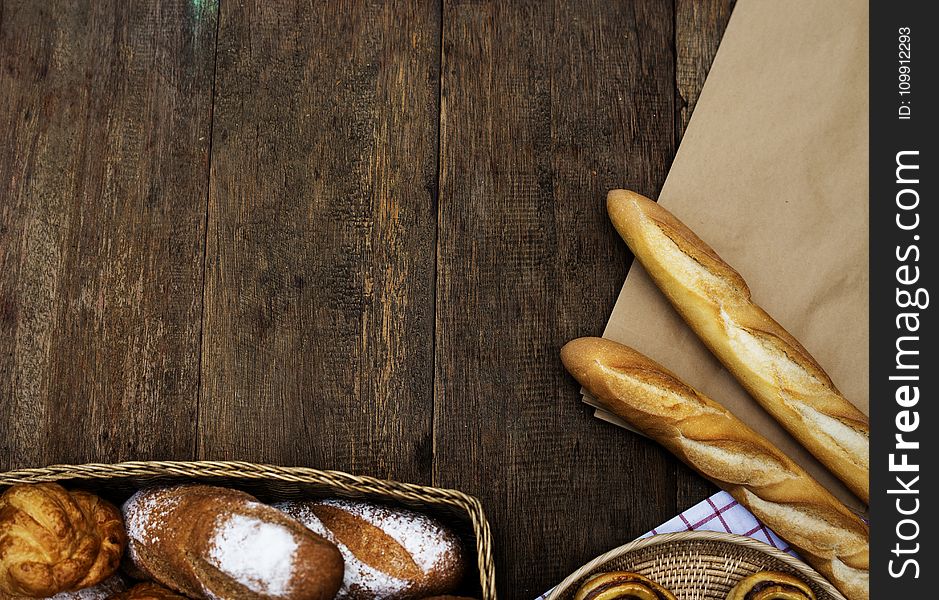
[561,337,869,600]
[606,189,869,503]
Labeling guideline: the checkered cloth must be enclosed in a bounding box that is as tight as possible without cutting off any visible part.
[639,490,793,553]
[535,491,796,599]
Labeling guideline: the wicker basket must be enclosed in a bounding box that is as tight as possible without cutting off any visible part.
[0,461,497,600]
[546,531,846,600]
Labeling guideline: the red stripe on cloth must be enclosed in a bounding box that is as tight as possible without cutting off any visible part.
[758,523,780,549]
[705,496,735,532]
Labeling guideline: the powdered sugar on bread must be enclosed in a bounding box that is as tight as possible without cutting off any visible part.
[274,502,408,598]
[50,575,126,600]
[320,500,452,573]
[121,486,344,600]
[207,512,299,597]
[275,499,463,599]
[122,489,182,562]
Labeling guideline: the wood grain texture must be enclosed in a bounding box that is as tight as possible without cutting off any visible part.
[434,1,677,596]
[0,0,738,592]
[199,0,440,481]
[0,0,217,469]
[674,0,737,143]
[672,0,736,509]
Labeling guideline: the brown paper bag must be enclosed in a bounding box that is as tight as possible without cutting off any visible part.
[590,0,869,512]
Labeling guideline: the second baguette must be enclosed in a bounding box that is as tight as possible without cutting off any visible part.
[606,190,869,503]
[561,337,868,600]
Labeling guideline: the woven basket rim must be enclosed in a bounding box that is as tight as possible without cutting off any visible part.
[0,460,470,497]
[546,530,847,600]
[0,460,497,600]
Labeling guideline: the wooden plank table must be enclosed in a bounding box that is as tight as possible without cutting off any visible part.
[0,1,733,596]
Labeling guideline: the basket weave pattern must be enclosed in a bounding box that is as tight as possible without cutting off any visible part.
[0,461,497,600]
[546,532,846,600]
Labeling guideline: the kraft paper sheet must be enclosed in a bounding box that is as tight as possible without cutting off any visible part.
[589,0,869,512]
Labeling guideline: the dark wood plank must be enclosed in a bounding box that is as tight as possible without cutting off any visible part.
[434,2,677,596]
[199,1,440,481]
[0,1,217,470]
[672,0,736,509]
[674,0,737,144]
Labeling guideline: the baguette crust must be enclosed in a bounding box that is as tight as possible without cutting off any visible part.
[561,337,868,600]
[607,189,869,504]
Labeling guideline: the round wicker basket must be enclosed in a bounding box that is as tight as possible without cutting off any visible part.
[546,531,846,600]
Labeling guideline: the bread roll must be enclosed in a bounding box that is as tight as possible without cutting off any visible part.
[122,485,343,600]
[726,571,816,600]
[561,337,868,600]
[574,572,677,600]
[275,499,465,600]
[0,484,126,598]
[107,582,187,600]
[606,189,869,503]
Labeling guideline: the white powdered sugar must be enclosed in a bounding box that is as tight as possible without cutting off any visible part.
[122,488,182,562]
[320,499,451,572]
[50,575,126,600]
[207,513,299,598]
[275,499,459,599]
[274,502,408,598]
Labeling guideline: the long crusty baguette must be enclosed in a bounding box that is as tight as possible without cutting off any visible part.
[606,189,869,504]
[561,337,869,600]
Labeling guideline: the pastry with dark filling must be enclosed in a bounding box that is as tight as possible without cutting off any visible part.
[573,571,677,600]
[726,571,816,600]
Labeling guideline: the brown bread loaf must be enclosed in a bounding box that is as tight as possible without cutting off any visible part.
[0,484,126,598]
[607,189,869,503]
[122,486,343,600]
[561,337,868,600]
[108,582,187,600]
[276,499,465,600]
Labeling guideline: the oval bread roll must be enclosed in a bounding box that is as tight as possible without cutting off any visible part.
[108,582,188,600]
[122,486,343,600]
[561,337,868,600]
[607,189,869,503]
[276,499,465,600]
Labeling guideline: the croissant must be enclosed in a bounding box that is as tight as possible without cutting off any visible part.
[726,572,816,600]
[0,484,126,598]
[574,571,677,600]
